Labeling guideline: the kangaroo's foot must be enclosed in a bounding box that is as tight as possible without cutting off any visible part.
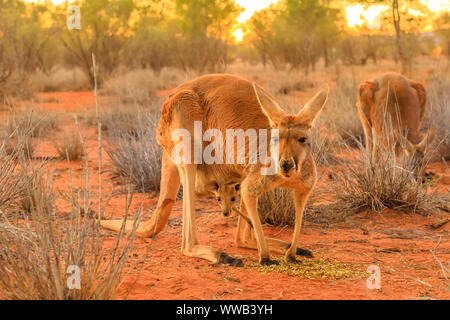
[285,254,303,264]
[260,258,279,266]
[296,247,313,258]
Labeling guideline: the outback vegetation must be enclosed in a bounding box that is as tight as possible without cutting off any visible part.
[0,0,448,300]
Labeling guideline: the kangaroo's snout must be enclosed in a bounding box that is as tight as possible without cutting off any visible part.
[222,209,231,217]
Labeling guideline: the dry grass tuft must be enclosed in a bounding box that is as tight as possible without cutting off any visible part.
[258,188,296,226]
[30,67,90,92]
[54,133,83,161]
[323,75,363,144]
[249,258,365,280]
[327,141,443,215]
[105,110,162,193]
[0,149,28,215]
[424,71,450,160]
[103,69,159,105]
[3,107,59,138]
[0,153,142,300]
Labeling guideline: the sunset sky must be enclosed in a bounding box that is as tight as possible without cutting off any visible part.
[24,0,450,42]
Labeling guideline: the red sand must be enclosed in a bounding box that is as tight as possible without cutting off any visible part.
[18,91,450,300]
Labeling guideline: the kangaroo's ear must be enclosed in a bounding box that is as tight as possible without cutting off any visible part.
[296,84,329,127]
[409,80,426,108]
[416,127,436,152]
[253,82,286,128]
[358,81,377,109]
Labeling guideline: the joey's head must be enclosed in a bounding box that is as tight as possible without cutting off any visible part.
[207,182,241,217]
[253,83,329,178]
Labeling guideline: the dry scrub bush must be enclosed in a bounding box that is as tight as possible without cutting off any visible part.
[0,138,53,219]
[0,163,142,299]
[105,111,162,193]
[322,75,363,144]
[0,71,36,102]
[94,96,163,135]
[258,188,296,226]
[103,69,160,105]
[0,148,28,215]
[3,107,59,138]
[0,132,35,159]
[0,107,59,159]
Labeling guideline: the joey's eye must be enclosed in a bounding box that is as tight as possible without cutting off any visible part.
[217,197,221,202]
[298,137,307,143]
[231,197,236,202]
[235,184,240,191]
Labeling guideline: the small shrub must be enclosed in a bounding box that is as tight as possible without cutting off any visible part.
[424,72,450,160]
[17,165,54,217]
[30,67,90,92]
[54,134,83,161]
[328,142,442,215]
[0,148,27,214]
[102,69,159,105]
[0,159,142,300]
[258,188,295,226]
[323,75,363,144]
[4,107,59,138]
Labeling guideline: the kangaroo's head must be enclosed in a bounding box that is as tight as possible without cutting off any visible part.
[207,182,240,217]
[253,83,329,178]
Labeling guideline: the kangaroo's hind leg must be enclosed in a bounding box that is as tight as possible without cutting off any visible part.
[100,151,180,237]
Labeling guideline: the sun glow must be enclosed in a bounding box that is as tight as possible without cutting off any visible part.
[24,0,76,4]
[422,0,450,12]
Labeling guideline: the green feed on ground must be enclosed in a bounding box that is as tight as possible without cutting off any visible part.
[248,259,365,280]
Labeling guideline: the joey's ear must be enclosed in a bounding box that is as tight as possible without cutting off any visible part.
[206,181,219,192]
[409,80,426,108]
[416,127,436,151]
[405,139,415,156]
[253,82,287,128]
[296,84,329,126]
[357,81,377,109]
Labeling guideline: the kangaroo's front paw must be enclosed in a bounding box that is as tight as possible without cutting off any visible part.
[285,254,302,264]
[296,248,314,258]
[260,258,279,266]
[218,253,244,267]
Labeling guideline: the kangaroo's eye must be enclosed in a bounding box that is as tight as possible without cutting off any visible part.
[231,197,236,202]
[298,137,307,143]
[217,197,221,202]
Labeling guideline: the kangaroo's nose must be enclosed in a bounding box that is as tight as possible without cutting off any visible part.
[280,160,294,172]
[223,210,231,217]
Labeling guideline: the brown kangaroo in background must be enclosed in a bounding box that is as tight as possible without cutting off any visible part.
[357,72,435,177]
[101,74,328,266]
